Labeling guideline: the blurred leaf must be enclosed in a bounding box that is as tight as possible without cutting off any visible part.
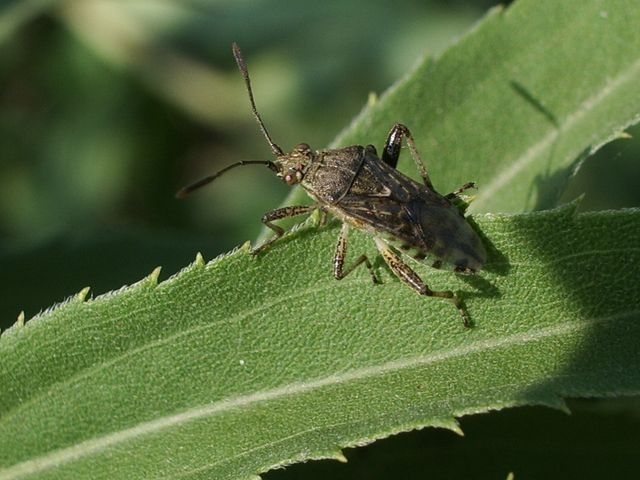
[282,0,640,214]
[1,205,640,479]
[55,1,484,143]
[0,0,57,43]
[57,0,245,126]
[0,25,200,241]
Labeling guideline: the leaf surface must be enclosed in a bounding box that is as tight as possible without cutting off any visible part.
[1,205,640,479]
[284,0,640,213]
[2,0,640,479]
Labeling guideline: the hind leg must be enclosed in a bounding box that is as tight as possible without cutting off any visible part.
[374,237,470,327]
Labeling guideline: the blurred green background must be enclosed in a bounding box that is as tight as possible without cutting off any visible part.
[1,0,639,323]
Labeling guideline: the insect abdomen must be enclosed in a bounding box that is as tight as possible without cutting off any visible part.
[379,199,484,273]
[413,200,485,272]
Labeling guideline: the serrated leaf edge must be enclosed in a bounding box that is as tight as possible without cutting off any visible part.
[4,306,636,480]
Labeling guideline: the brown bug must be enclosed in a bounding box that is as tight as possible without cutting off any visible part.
[178,43,486,327]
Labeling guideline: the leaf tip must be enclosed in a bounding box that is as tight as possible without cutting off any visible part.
[194,252,206,267]
[333,450,348,463]
[565,196,584,214]
[529,395,571,414]
[16,310,25,327]
[550,397,571,414]
[75,286,91,302]
[147,266,162,286]
[615,130,632,140]
[0,311,26,338]
[446,417,464,436]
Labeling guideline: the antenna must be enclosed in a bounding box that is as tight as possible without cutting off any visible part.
[232,42,284,157]
[176,160,277,198]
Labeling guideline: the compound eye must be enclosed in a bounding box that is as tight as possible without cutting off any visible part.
[283,167,304,185]
[283,171,298,185]
[294,143,310,153]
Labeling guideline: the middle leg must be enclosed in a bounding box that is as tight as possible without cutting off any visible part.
[333,223,380,284]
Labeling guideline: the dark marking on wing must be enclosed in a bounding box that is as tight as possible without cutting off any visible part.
[338,194,437,252]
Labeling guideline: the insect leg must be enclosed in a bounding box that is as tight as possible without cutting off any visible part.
[253,205,316,254]
[317,208,329,226]
[445,181,477,200]
[374,237,471,327]
[381,123,434,189]
[334,223,380,284]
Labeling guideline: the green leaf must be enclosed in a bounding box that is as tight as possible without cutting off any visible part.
[1,204,640,479]
[0,230,224,331]
[265,402,640,480]
[283,0,640,213]
[3,0,640,479]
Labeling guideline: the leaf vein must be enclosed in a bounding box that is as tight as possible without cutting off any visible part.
[2,309,637,480]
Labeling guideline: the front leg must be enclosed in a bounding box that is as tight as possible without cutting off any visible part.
[253,205,315,254]
[381,123,434,189]
[374,237,471,327]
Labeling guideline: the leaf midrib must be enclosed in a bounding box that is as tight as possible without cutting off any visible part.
[0,274,365,425]
[3,309,637,480]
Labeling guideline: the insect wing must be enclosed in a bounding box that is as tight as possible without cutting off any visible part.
[337,190,435,253]
[335,158,433,251]
[336,158,485,271]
